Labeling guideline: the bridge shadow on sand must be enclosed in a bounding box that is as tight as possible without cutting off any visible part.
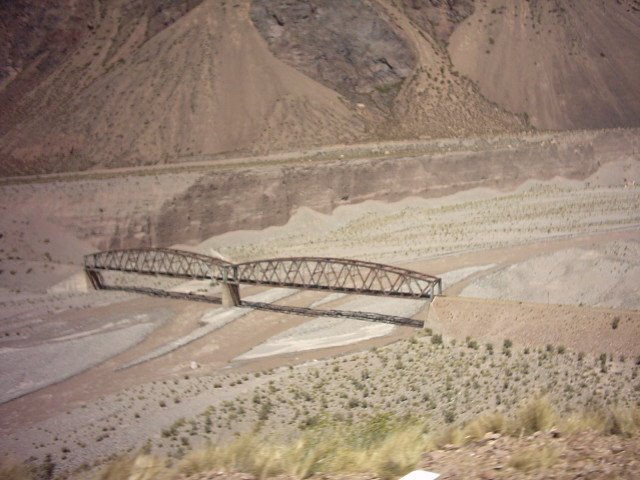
[101,284,423,328]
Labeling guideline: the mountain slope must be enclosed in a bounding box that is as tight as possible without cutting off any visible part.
[448,0,640,129]
[0,0,369,175]
[251,0,525,140]
[0,0,639,175]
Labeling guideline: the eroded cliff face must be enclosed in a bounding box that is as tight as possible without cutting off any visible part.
[249,0,523,141]
[151,130,635,248]
[398,0,474,46]
[0,0,205,137]
[1,129,637,260]
[0,0,523,176]
[250,0,417,110]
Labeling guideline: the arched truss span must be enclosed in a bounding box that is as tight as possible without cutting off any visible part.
[84,249,441,300]
[83,248,231,281]
[235,257,441,299]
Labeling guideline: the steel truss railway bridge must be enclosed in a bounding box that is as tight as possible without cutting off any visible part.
[84,248,441,327]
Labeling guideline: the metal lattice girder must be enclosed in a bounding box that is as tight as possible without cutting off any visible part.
[84,249,441,300]
[234,257,441,299]
[84,248,231,281]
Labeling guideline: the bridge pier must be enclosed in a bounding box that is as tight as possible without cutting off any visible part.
[221,283,241,307]
[85,270,103,289]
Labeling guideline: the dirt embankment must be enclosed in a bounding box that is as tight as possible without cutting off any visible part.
[0,128,636,257]
[427,296,640,357]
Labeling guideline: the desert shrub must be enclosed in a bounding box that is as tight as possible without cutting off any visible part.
[443,408,456,424]
[599,353,608,372]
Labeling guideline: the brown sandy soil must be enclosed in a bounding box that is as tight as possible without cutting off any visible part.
[418,431,640,479]
[0,289,416,430]
[449,0,640,130]
[426,296,640,357]
[0,3,638,476]
[0,284,421,470]
[3,312,638,477]
[0,142,638,476]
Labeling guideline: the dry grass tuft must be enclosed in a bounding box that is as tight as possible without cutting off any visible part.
[193,402,640,480]
[93,454,165,480]
[508,445,558,472]
[510,396,555,435]
[462,412,507,441]
[177,414,424,479]
[424,426,466,450]
[348,424,426,479]
[563,406,640,437]
[177,435,285,479]
[603,407,640,436]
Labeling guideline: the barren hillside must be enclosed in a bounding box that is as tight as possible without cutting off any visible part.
[449,0,640,129]
[0,0,369,175]
[2,0,639,175]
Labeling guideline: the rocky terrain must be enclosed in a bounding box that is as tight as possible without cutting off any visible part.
[1,1,640,479]
[1,0,639,175]
[250,0,418,109]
